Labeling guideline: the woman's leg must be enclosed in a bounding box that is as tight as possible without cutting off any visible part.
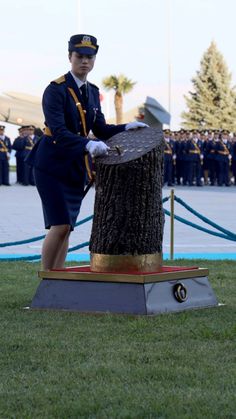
[41,224,71,270]
[53,234,70,268]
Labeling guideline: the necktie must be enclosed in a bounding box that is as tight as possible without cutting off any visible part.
[80,84,88,103]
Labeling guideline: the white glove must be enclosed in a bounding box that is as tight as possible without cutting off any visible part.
[125,121,149,130]
[86,140,110,158]
[228,154,232,160]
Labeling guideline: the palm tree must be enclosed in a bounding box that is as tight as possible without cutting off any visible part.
[102,74,136,124]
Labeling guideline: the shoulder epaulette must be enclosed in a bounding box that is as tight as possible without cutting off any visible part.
[88,81,99,90]
[52,75,66,84]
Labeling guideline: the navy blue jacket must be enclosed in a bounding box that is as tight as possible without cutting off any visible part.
[215,140,232,161]
[205,140,217,160]
[178,140,188,161]
[0,136,11,161]
[232,142,236,161]
[12,136,25,158]
[27,72,126,185]
[13,135,39,157]
[164,139,176,161]
[186,139,203,161]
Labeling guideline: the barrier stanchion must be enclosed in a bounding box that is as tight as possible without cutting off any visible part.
[170,189,174,260]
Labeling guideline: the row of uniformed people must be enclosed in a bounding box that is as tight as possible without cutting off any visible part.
[0,124,40,186]
[163,129,236,187]
[2,123,236,187]
[12,125,40,185]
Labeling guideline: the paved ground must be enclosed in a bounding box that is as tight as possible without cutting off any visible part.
[0,172,235,260]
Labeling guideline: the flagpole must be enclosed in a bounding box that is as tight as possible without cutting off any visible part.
[78,0,82,31]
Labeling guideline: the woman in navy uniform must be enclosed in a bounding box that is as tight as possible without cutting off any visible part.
[27,34,146,270]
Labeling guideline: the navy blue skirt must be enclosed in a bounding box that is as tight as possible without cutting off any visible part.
[34,168,84,230]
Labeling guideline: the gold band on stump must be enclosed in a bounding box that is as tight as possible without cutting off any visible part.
[90,253,162,273]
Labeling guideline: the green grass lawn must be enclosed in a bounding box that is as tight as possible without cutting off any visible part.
[0,260,235,418]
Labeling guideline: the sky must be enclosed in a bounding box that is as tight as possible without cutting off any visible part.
[1,0,236,139]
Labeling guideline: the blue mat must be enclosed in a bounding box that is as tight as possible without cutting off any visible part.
[1,253,236,261]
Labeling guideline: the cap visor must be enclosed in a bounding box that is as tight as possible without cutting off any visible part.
[73,46,97,55]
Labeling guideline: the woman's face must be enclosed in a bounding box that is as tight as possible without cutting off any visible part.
[69,51,96,80]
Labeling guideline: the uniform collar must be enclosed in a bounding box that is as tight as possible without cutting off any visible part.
[66,72,89,106]
[70,71,87,89]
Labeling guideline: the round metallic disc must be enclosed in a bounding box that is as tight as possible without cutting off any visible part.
[96,127,164,165]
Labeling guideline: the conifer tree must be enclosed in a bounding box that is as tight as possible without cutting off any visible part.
[181,41,236,131]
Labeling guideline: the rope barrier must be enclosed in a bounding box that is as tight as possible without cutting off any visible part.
[162,196,170,204]
[0,215,93,248]
[0,193,235,263]
[67,241,90,253]
[0,234,45,248]
[174,196,236,239]
[0,199,169,249]
[0,241,90,262]
[74,215,93,227]
[163,209,236,241]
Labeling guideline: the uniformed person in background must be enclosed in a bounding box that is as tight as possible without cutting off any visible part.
[216,130,232,186]
[185,130,203,186]
[26,33,147,270]
[179,130,190,186]
[22,125,39,185]
[0,125,11,186]
[163,129,176,186]
[205,130,218,186]
[171,131,179,184]
[34,127,44,138]
[200,130,208,184]
[231,133,236,185]
[12,126,27,184]
[173,130,182,185]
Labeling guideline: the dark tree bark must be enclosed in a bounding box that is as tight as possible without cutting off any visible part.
[89,147,164,256]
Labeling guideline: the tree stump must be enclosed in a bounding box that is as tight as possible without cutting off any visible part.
[89,128,165,273]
